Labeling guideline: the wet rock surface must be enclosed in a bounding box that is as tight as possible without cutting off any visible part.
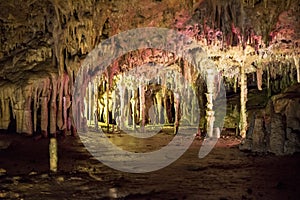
[0,132,299,199]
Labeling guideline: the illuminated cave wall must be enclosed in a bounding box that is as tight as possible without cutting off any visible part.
[0,0,299,154]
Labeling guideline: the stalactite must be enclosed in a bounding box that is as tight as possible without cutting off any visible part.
[88,82,92,125]
[57,76,64,130]
[118,80,125,130]
[162,87,168,124]
[131,89,137,130]
[234,76,238,93]
[106,75,110,132]
[139,84,146,130]
[94,77,100,131]
[50,75,58,135]
[12,86,34,135]
[174,92,180,135]
[256,62,263,91]
[33,87,38,133]
[126,87,131,128]
[293,55,300,83]
[40,96,49,137]
[191,87,197,125]
[155,90,164,124]
[264,0,268,9]
[266,63,271,97]
[0,98,10,130]
[62,73,70,132]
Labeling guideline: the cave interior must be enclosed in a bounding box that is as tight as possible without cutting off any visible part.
[0,0,300,199]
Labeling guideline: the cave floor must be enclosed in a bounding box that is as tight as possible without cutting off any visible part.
[0,131,299,200]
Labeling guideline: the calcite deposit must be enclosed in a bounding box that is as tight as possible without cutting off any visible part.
[0,0,299,154]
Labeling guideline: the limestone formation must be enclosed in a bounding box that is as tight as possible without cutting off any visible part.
[0,0,299,158]
[240,84,300,155]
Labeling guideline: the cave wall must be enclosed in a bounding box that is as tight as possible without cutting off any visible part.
[0,0,299,153]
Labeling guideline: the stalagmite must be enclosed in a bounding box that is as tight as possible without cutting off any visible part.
[49,137,58,173]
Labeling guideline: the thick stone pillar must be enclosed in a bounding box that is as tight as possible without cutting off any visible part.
[205,69,216,138]
[240,63,248,138]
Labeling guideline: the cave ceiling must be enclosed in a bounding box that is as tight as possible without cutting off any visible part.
[0,0,299,81]
[0,0,299,135]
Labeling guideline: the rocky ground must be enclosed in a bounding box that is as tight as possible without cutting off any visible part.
[0,130,299,200]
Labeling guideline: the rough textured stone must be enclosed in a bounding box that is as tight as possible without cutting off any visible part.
[269,114,285,155]
[0,0,299,137]
[252,118,266,152]
[241,84,300,155]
